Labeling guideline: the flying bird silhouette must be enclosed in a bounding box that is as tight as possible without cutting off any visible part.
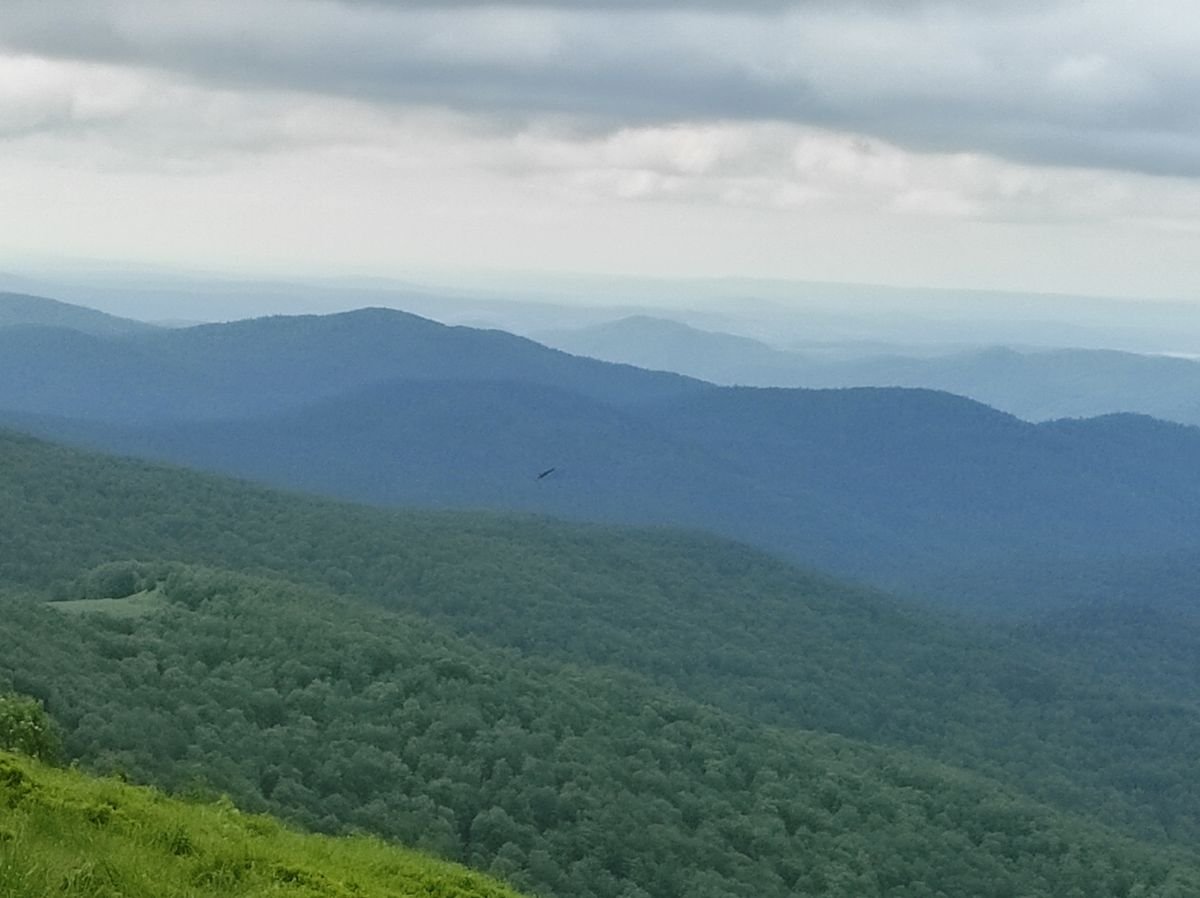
[537,467,557,480]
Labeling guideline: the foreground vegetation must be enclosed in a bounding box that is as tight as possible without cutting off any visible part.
[0,750,523,898]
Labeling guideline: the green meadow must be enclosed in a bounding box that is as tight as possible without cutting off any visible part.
[0,750,524,898]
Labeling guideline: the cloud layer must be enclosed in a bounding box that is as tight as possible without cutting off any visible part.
[1,0,1199,299]
[3,0,1199,176]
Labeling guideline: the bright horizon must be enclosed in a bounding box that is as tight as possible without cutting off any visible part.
[1,1,1199,304]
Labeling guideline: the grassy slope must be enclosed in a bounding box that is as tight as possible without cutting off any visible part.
[0,751,523,898]
[50,590,164,618]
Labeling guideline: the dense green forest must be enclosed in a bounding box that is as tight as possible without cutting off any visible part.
[2,429,1199,844]
[0,748,524,898]
[4,572,1200,898]
[2,428,1200,895]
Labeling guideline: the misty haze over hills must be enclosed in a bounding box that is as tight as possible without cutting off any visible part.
[0,291,154,337]
[5,290,1200,618]
[6,267,1200,355]
[540,315,1200,426]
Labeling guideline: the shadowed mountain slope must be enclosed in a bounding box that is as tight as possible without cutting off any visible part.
[11,378,1200,613]
[633,389,1200,559]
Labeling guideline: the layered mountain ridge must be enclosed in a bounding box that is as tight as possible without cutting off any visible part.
[4,296,1200,614]
[540,314,1200,426]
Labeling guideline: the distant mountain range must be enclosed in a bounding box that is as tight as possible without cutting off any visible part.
[0,300,697,423]
[0,292,153,337]
[4,294,1200,615]
[539,315,1200,426]
[13,268,1200,353]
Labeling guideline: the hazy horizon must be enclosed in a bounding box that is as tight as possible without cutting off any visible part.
[3,1,1200,302]
[7,261,1200,360]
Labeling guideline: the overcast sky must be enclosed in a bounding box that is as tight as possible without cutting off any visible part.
[2,0,1199,300]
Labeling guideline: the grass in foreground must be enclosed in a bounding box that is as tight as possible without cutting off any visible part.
[0,751,524,898]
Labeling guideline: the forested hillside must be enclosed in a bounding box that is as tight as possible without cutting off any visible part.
[5,571,1200,898]
[12,374,1200,615]
[2,429,1200,897]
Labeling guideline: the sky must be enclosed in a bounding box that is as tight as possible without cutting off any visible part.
[1,0,1199,301]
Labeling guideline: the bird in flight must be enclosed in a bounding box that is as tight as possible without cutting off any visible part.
[537,467,557,480]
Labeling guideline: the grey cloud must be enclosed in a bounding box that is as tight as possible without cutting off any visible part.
[336,0,1029,10]
[2,0,1198,177]
[338,1,845,9]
